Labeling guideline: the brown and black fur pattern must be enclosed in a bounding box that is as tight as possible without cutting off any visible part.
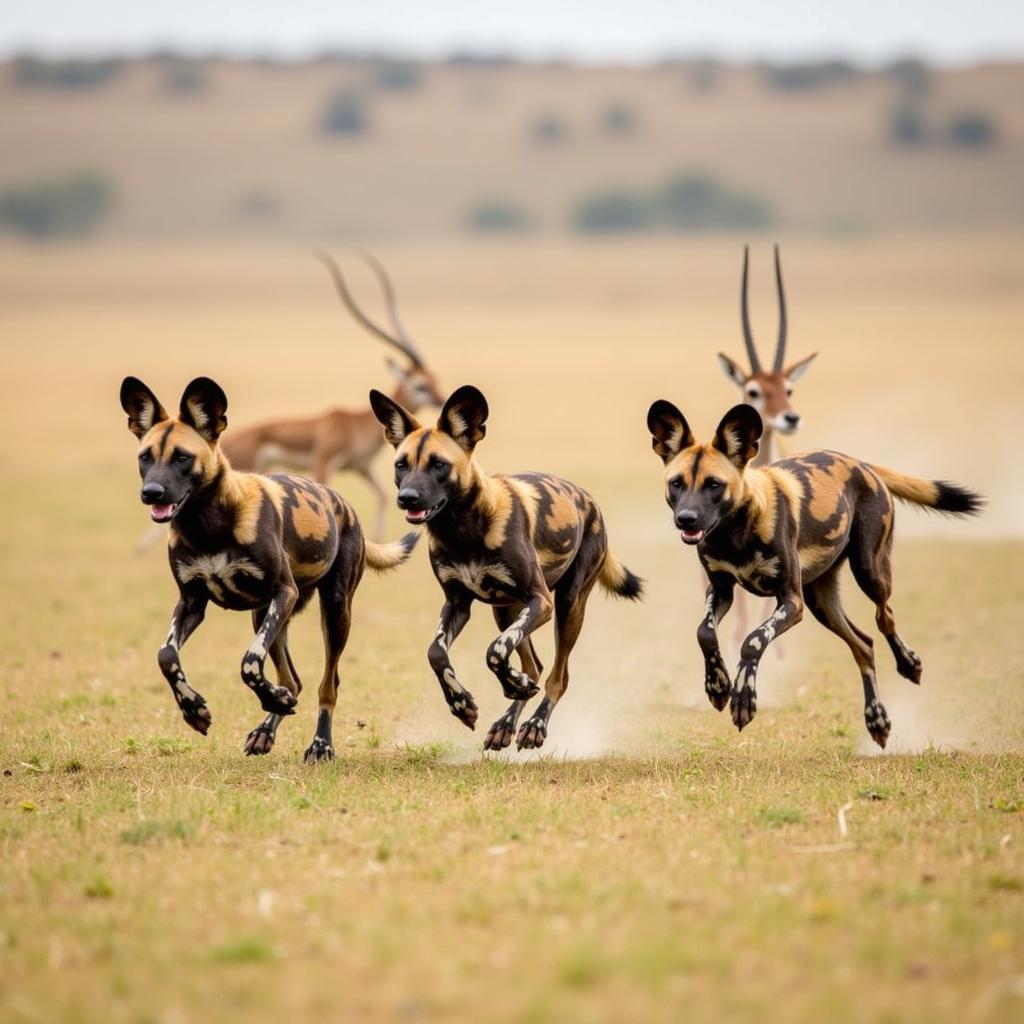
[647,400,983,748]
[120,376,417,762]
[370,385,643,751]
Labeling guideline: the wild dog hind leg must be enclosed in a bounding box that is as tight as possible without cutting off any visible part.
[427,596,478,729]
[157,594,211,734]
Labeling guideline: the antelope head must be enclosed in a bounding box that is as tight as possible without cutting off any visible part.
[718,244,817,437]
[315,249,445,413]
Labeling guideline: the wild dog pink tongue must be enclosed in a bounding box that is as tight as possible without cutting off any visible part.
[151,503,175,520]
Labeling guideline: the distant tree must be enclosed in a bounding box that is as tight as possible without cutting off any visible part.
[655,172,773,230]
[465,200,534,233]
[884,57,932,97]
[12,56,122,90]
[572,190,652,233]
[161,60,207,95]
[600,103,638,137]
[888,103,929,147]
[760,59,859,91]
[320,88,370,136]
[0,171,114,238]
[947,111,998,149]
[530,113,570,144]
[370,60,423,92]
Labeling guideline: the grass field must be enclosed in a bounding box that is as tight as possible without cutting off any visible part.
[2,235,1023,1022]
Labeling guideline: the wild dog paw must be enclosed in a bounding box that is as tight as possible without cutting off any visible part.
[483,711,519,751]
[704,656,731,711]
[729,685,757,731]
[864,700,892,749]
[515,716,548,751]
[498,669,539,702]
[303,736,335,763]
[243,718,277,756]
[254,683,297,716]
[178,695,212,735]
[445,688,479,730]
[892,642,923,685]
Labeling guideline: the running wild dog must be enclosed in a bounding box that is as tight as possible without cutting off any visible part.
[370,385,643,751]
[120,375,418,762]
[646,401,983,747]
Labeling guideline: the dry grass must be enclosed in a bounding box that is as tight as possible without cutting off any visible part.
[1,235,1023,1022]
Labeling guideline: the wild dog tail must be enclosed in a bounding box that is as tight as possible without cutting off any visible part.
[870,466,985,517]
[365,532,420,572]
[598,549,644,601]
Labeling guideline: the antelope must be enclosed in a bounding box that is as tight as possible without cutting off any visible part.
[219,250,445,541]
[715,245,817,649]
[717,244,817,463]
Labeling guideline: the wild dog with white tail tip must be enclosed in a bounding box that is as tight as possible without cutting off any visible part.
[120,375,418,762]
[646,401,983,748]
[371,384,643,751]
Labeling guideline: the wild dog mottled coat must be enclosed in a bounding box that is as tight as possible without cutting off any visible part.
[647,400,983,747]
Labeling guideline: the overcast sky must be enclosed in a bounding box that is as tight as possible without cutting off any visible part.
[2,1,1022,64]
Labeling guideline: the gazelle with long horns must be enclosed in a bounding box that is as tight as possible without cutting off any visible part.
[717,245,817,468]
[715,245,818,648]
[221,251,445,541]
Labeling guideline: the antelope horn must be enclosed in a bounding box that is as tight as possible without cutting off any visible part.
[354,248,425,367]
[740,244,762,374]
[313,249,424,368]
[772,243,788,372]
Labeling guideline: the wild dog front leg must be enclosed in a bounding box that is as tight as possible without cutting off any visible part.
[485,593,553,700]
[157,594,211,734]
[696,576,735,711]
[427,598,477,729]
[731,591,803,731]
[240,582,299,716]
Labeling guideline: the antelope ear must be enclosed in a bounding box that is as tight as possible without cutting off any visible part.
[784,351,818,383]
[369,388,420,447]
[712,404,762,468]
[179,377,228,443]
[437,385,488,452]
[717,353,747,387]
[120,377,169,439]
[647,399,694,464]
[385,357,410,383]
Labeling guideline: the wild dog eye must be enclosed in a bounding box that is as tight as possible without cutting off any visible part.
[139,450,152,464]
[173,451,193,465]
[429,457,450,473]
[395,456,408,471]
[668,477,683,492]
[704,478,723,491]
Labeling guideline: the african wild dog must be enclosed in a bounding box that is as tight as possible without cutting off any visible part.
[646,401,983,747]
[120,375,418,762]
[370,385,643,751]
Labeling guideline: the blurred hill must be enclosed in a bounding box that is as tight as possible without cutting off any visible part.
[1,54,1023,239]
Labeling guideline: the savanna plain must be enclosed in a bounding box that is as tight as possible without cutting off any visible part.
[1,237,1023,1023]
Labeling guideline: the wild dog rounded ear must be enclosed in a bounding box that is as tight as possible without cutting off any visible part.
[120,377,169,439]
[369,388,421,447]
[438,385,488,452]
[179,377,228,443]
[713,403,763,467]
[646,399,694,464]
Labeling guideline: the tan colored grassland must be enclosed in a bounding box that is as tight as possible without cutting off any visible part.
[1,59,1024,238]
[1,236,1022,1023]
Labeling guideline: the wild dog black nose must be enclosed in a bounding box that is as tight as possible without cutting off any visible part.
[397,488,420,510]
[784,413,800,427]
[676,509,699,530]
[141,482,166,504]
